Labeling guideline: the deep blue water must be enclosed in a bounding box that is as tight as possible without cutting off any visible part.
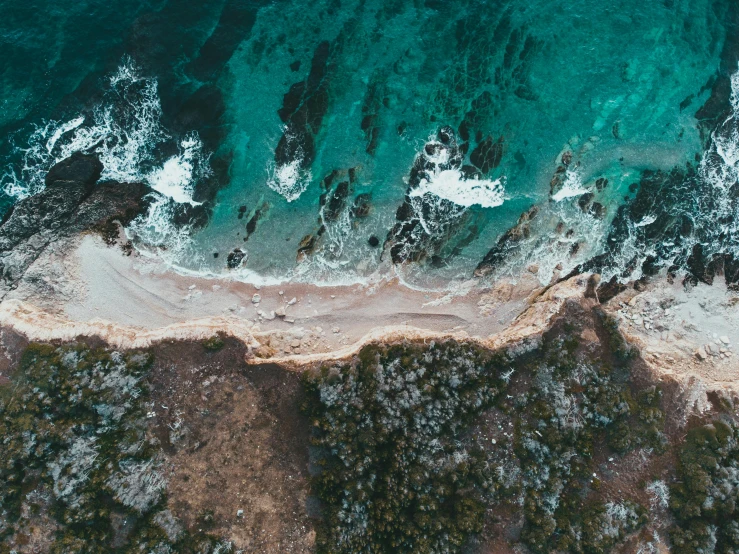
[1,0,737,288]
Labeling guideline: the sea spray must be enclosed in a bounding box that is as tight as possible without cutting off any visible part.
[266,158,312,202]
[409,169,505,209]
[0,57,211,265]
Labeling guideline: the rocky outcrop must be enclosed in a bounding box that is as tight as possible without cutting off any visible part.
[579,163,739,292]
[0,153,150,295]
[295,167,372,262]
[275,41,331,171]
[474,206,538,277]
[384,127,471,264]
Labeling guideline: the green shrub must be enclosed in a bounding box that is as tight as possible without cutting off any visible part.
[303,340,507,553]
[202,334,225,351]
[669,420,739,553]
[0,343,222,553]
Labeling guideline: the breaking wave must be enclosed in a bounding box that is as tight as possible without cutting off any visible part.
[409,168,505,208]
[266,133,312,202]
[0,58,209,261]
[550,170,588,202]
[598,65,739,284]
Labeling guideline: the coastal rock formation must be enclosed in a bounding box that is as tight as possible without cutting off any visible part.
[474,206,538,277]
[0,153,150,295]
[275,41,331,171]
[384,127,471,264]
[295,167,371,262]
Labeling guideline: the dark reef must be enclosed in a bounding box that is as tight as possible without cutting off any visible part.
[0,153,150,295]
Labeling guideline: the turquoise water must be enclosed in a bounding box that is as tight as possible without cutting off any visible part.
[0,0,734,287]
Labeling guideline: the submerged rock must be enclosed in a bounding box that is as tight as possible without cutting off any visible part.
[297,234,317,261]
[469,135,504,173]
[351,193,372,219]
[244,203,268,241]
[474,206,538,277]
[187,0,268,82]
[275,41,331,171]
[384,127,474,264]
[322,181,350,222]
[296,167,369,262]
[226,248,246,269]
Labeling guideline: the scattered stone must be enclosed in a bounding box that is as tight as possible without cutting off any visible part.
[695,346,708,361]
[288,297,297,305]
[252,294,261,304]
[285,317,295,324]
[275,306,286,317]
[720,336,730,345]
[290,340,301,348]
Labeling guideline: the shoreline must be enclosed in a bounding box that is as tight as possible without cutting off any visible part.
[0,232,549,362]
[2,232,544,353]
[1,232,737,394]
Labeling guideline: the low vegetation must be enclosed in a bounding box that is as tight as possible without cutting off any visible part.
[0,343,230,553]
[2,313,735,554]
[302,315,666,554]
[670,418,739,554]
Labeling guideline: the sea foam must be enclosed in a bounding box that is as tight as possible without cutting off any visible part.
[266,158,311,202]
[409,169,505,208]
[0,58,209,263]
[550,170,588,202]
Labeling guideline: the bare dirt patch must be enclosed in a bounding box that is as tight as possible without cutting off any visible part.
[146,338,315,553]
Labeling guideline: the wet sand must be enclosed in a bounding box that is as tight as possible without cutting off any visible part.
[0,234,546,356]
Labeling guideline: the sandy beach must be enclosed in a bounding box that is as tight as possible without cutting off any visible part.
[0,232,544,353]
[0,231,737,389]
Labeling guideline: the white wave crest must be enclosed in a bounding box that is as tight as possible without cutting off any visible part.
[1,57,211,269]
[266,158,311,202]
[1,57,206,208]
[126,194,197,264]
[410,169,505,208]
[147,135,205,205]
[551,170,588,202]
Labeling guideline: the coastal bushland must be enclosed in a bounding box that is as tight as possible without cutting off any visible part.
[301,309,670,554]
[0,343,230,553]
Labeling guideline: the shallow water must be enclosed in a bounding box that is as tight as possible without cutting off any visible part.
[0,0,735,288]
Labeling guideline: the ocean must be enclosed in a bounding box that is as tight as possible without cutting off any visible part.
[1,0,737,290]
